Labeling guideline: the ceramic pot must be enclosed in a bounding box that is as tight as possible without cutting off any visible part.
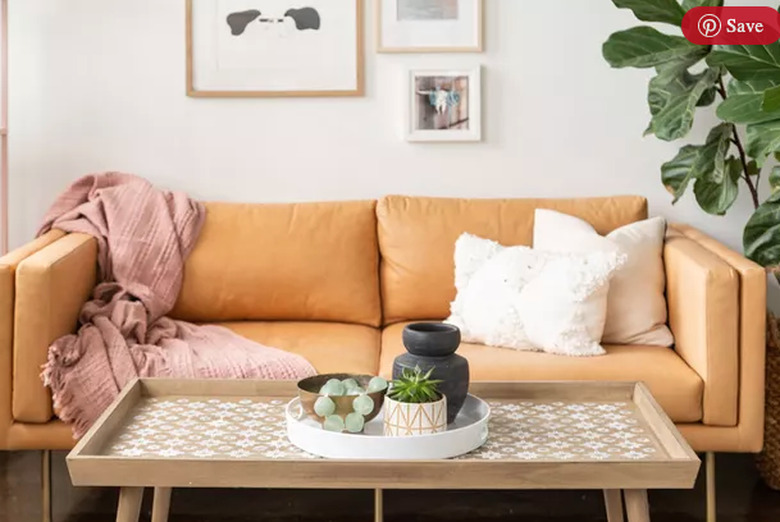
[383,395,447,436]
[392,322,469,424]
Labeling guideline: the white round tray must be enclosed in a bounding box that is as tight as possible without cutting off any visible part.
[285,394,490,460]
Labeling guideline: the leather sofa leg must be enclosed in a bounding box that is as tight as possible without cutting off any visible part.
[706,452,717,522]
[42,449,52,522]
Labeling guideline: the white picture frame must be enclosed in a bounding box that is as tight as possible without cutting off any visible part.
[187,0,364,97]
[406,67,482,142]
[377,0,483,53]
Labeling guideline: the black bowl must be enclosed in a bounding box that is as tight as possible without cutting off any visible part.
[402,322,461,357]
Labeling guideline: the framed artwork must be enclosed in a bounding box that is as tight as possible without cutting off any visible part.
[377,0,483,53]
[406,67,481,142]
[186,0,364,97]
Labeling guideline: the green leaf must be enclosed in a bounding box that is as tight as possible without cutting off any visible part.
[716,92,780,123]
[682,0,724,9]
[770,166,780,192]
[662,145,701,202]
[647,67,720,140]
[613,0,686,25]
[604,27,708,69]
[698,123,733,179]
[763,84,780,111]
[744,191,780,269]
[663,124,733,205]
[746,119,780,166]
[693,156,740,215]
[747,160,760,176]
[727,79,776,96]
[697,86,718,107]
[708,44,780,82]
[721,80,780,123]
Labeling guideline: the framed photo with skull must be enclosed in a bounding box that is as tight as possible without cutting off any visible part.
[186,0,364,97]
[406,67,481,142]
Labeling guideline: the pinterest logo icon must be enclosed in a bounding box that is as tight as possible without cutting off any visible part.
[698,14,722,38]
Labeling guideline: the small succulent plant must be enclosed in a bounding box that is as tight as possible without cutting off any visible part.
[317,376,388,433]
[388,367,442,404]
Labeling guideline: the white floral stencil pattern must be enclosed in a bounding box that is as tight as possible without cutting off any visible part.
[460,401,661,461]
[105,398,662,462]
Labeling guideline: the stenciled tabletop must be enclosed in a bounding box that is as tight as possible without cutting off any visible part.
[67,379,699,491]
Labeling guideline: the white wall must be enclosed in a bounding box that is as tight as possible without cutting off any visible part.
[8,0,774,257]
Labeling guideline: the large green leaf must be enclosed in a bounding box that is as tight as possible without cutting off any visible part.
[746,119,780,165]
[744,191,780,269]
[763,84,780,111]
[662,145,701,202]
[696,123,733,181]
[727,78,777,96]
[648,67,720,140]
[662,124,733,204]
[707,44,780,82]
[682,0,724,9]
[693,156,740,215]
[729,79,774,97]
[613,0,685,25]
[604,27,708,69]
[716,92,780,123]
[649,57,710,114]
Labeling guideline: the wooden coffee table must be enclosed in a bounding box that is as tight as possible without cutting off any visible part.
[67,379,700,522]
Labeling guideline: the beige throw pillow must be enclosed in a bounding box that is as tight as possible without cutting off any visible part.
[533,209,674,347]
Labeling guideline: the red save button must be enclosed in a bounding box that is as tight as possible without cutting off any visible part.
[682,6,780,45]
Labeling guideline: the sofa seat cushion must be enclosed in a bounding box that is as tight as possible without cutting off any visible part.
[219,321,381,375]
[379,322,704,423]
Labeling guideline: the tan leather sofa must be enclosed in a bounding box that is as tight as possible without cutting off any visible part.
[0,195,766,454]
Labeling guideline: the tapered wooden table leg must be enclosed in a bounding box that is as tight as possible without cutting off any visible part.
[115,487,143,522]
[603,489,625,522]
[41,450,52,522]
[151,487,172,522]
[374,489,383,522]
[624,490,650,522]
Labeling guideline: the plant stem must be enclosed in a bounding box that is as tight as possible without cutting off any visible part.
[717,77,760,209]
[732,126,760,209]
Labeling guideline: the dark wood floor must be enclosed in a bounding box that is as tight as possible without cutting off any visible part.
[2,451,780,521]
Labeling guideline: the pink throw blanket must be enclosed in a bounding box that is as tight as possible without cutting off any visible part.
[40,173,316,438]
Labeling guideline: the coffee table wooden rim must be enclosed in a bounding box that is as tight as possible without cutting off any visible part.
[67,379,700,522]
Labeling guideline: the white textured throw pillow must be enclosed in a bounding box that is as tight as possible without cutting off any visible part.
[446,233,625,357]
[533,210,674,347]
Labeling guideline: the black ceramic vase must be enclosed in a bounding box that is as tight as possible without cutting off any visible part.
[392,322,470,424]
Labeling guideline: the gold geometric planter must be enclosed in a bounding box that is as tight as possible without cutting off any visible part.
[383,395,447,436]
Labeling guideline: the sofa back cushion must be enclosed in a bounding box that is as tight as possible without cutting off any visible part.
[171,200,381,327]
[377,195,648,325]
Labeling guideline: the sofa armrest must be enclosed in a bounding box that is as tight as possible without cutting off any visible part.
[671,224,767,452]
[0,231,67,447]
[665,227,739,427]
[12,233,97,424]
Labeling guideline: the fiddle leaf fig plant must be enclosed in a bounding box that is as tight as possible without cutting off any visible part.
[603,0,780,275]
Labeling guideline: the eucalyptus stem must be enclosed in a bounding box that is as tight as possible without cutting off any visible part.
[717,77,760,210]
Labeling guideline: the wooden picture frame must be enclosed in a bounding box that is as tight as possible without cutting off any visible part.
[376,0,483,54]
[186,0,364,98]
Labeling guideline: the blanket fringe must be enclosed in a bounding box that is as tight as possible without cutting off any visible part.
[41,344,93,439]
